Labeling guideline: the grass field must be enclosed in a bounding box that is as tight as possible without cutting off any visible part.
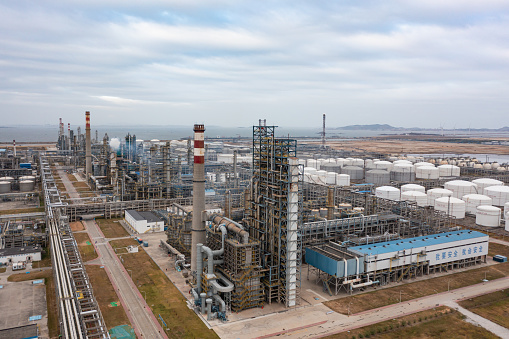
[459,289,509,329]
[325,261,509,314]
[96,218,130,238]
[110,239,218,339]
[326,306,497,339]
[86,265,132,329]
[74,232,99,262]
[488,242,509,257]
[0,267,5,273]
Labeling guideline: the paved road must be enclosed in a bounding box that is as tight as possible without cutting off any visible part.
[83,219,166,339]
[57,168,81,202]
[213,275,509,338]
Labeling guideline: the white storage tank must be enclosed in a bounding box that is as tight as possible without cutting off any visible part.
[374,161,392,171]
[337,174,350,186]
[298,159,307,167]
[401,191,428,207]
[344,158,355,166]
[307,159,318,169]
[401,184,425,194]
[351,158,365,167]
[0,176,14,183]
[505,202,509,219]
[19,175,36,181]
[438,165,461,177]
[0,181,11,193]
[325,172,337,185]
[416,166,439,180]
[393,160,413,166]
[483,186,509,206]
[506,202,509,232]
[476,205,501,227]
[341,166,364,180]
[365,159,375,169]
[462,194,492,214]
[472,178,504,193]
[19,180,35,192]
[304,167,317,175]
[375,186,400,201]
[414,162,435,168]
[391,164,415,182]
[427,188,453,206]
[434,197,466,219]
[444,180,478,198]
[321,162,341,173]
[336,158,346,167]
[365,170,390,186]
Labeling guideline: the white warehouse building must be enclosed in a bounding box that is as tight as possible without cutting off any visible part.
[124,210,164,234]
[0,246,42,265]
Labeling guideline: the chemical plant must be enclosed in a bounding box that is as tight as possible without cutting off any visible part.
[1,112,509,338]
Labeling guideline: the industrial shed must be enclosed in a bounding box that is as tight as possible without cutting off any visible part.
[0,246,42,265]
[124,210,164,234]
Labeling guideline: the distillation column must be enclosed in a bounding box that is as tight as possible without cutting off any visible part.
[85,111,92,177]
[191,124,206,272]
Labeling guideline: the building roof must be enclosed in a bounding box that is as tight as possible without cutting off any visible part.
[0,246,41,257]
[126,210,162,223]
[349,230,487,256]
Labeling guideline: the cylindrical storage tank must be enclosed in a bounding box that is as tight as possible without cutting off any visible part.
[336,158,346,167]
[304,167,317,176]
[444,180,478,198]
[364,159,375,169]
[505,202,509,218]
[401,191,428,206]
[325,172,337,185]
[484,186,509,206]
[375,186,400,201]
[19,175,36,181]
[390,164,415,182]
[0,181,11,193]
[351,158,364,167]
[374,161,392,171]
[344,158,355,166]
[388,156,398,162]
[316,170,327,182]
[310,174,325,185]
[298,159,306,167]
[462,194,492,214]
[365,170,390,186]
[0,176,14,183]
[319,208,327,218]
[307,159,318,169]
[472,178,504,193]
[434,197,466,219]
[438,165,460,177]
[476,206,501,227]
[427,188,453,206]
[393,160,412,166]
[341,166,364,180]
[19,180,35,192]
[416,166,439,179]
[401,184,425,194]
[414,162,435,168]
[337,174,350,186]
[321,163,341,174]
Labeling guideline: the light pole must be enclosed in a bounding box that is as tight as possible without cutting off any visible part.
[127,269,133,280]
[482,271,488,282]
[447,280,451,292]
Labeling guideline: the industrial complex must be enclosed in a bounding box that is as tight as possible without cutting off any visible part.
[1,112,509,338]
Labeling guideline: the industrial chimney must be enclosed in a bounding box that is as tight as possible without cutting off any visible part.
[191,124,206,272]
[85,111,92,176]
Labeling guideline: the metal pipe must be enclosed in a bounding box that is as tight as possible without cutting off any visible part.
[210,215,249,244]
[206,298,213,320]
[196,243,203,294]
[200,293,206,314]
[213,294,226,312]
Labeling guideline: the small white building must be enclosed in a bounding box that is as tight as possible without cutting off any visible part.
[124,210,164,234]
[0,246,42,265]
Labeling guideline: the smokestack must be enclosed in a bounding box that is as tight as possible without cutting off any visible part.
[85,111,92,176]
[68,123,71,150]
[13,140,16,157]
[191,124,206,272]
[322,113,326,148]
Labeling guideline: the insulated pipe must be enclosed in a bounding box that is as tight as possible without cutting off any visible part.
[191,124,206,272]
[209,272,235,293]
[200,293,206,314]
[213,294,226,312]
[192,288,199,302]
[355,257,360,279]
[201,245,215,275]
[206,299,213,320]
[343,258,348,279]
[196,243,203,294]
[211,215,249,243]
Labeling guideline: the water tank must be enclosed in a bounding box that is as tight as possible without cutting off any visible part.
[337,174,350,186]
[20,180,35,192]
[0,176,14,182]
[341,166,364,180]
[321,163,341,173]
[434,197,466,219]
[375,186,400,201]
[401,184,425,194]
[476,205,501,227]
[391,164,415,182]
[427,188,453,206]
[462,194,492,214]
[438,165,460,177]
[401,191,428,207]
[483,186,509,206]
[472,178,504,193]
[0,181,11,193]
[444,180,478,198]
[365,170,390,186]
[374,161,392,171]
[415,166,439,179]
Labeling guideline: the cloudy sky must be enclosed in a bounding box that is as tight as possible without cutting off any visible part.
[1,1,509,129]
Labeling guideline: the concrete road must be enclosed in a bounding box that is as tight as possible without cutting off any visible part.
[57,168,81,202]
[213,275,509,339]
[83,219,166,339]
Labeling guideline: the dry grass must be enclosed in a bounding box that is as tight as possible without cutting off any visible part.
[8,269,52,282]
[86,265,132,329]
[0,267,6,273]
[74,232,98,262]
[326,306,497,339]
[67,173,78,182]
[70,221,85,232]
[38,246,53,268]
[325,262,509,314]
[110,239,218,339]
[96,218,130,238]
[0,207,45,215]
[459,289,509,329]
[488,242,509,258]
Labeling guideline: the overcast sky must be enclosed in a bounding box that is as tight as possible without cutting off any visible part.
[1,1,509,129]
